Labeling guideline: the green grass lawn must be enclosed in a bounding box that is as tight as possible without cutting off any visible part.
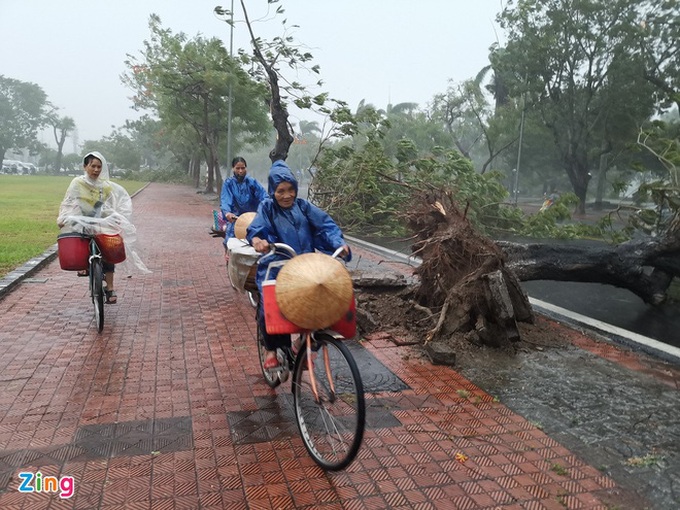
[0,175,147,278]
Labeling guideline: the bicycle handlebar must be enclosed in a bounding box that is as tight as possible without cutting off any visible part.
[262,243,347,261]
[268,242,297,258]
[331,247,346,260]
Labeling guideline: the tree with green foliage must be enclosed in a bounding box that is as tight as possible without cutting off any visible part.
[632,0,680,113]
[495,0,658,214]
[0,75,48,164]
[122,14,270,191]
[216,0,353,165]
[82,130,141,173]
[47,112,75,174]
[432,78,503,173]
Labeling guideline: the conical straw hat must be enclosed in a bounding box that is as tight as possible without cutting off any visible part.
[234,212,257,239]
[276,252,353,330]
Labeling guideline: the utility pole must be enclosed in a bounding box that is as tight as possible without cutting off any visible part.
[513,80,527,206]
[225,0,234,170]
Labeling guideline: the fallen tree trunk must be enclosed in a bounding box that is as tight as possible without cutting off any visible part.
[498,234,680,305]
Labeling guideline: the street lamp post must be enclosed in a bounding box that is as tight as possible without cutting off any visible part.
[513,89,526,206]
[225,0,234,170]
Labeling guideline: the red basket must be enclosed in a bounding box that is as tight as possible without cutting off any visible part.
[95,234,126,264]
[262,280,356,338]
[263,281,303,334]
[57,233,90,271]
[328,298,357,339]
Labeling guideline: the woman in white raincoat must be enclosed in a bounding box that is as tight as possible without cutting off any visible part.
[57,151,148,303]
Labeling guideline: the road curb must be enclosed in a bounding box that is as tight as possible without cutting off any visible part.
[0,246,58,301]
[530,297,680,364]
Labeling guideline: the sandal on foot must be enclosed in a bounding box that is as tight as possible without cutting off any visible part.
[263,356,280,369]
[105,290,118,304]
[77,270,89,277]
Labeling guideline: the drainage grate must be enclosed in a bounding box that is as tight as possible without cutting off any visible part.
[229,343,411,445]
[228,394,403,445]
[73,416,193,459]
[346,339,410,393]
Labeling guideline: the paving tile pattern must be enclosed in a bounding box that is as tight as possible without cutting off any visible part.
[0,183,658,509]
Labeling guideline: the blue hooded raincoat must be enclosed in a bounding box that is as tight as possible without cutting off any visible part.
[220,174,267,241]
[246,160,350,349]
[247,160,350,291]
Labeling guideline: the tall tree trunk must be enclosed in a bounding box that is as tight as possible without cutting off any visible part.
[593,150,609,211]
[205,155,215,193]
[191,157,201,188]
[53,127,66,175]
[240,0,293,162]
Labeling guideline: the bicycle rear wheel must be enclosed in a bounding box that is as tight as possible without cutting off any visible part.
[90,257,104,333]
[293,333,365,471]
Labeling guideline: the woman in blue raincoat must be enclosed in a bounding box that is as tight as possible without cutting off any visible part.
[247,160,350,368]
[220,157,267,241]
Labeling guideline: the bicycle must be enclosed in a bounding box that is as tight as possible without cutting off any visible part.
[250,243,366,471]
[58,229,127,333]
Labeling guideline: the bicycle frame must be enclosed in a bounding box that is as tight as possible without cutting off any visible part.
[87,235,105,333]
[88,237,102,266]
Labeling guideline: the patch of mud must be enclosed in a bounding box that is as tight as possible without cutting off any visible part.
[356,286,574,361]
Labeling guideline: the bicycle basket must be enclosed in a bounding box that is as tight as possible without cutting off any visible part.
[227,238,259,292]
[57,233,90,271]
[263,280,357,337]
[263,280,305,334]
[275,252,353,330]
[94,233,126,264]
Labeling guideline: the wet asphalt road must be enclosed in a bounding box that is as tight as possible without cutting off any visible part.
[523,280,680,349]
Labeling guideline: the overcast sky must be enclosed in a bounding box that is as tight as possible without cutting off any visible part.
[1,0,505,149]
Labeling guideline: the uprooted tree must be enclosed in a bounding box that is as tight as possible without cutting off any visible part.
[403,181,679,355]
[218,2,680,360]
[316,124,680,357]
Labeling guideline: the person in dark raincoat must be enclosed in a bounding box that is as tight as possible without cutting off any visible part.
[246,159,350,368]
[220,157,267,242]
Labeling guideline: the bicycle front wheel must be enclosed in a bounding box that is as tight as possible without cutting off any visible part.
[90,258,104,333]
[293,333,365,471]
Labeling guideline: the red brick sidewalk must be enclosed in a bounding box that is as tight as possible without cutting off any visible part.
[0,183,649,509]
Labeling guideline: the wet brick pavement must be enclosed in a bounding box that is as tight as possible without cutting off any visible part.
[0,182,678,509]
